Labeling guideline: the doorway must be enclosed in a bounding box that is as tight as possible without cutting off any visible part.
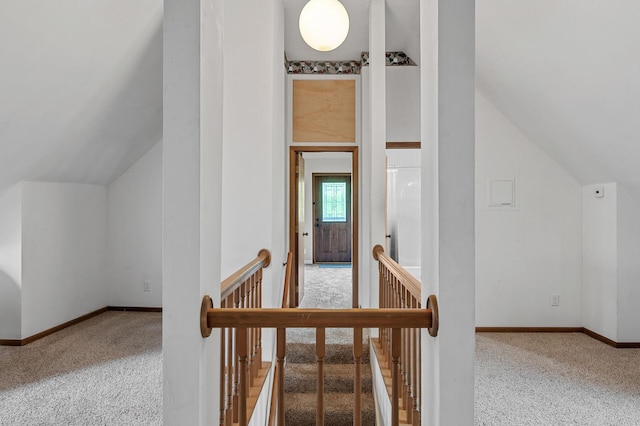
[289,146,359,308]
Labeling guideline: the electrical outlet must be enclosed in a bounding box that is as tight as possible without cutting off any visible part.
[144,280,151,292]
[551,294,560,306]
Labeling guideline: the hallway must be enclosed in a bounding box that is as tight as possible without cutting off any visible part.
[289,264,353,344]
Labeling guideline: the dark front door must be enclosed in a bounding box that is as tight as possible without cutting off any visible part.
[313,174,352,263]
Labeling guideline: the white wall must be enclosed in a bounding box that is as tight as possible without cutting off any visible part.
[386,149,421,274]
[582,183,618,340]
[108,142,162,307]
[222,0,283,284]
[616,185,640,342]
[302,155,352,264]
[0,184,22,339]
[21,182,108,338]
[475,92,583,327]
[386,67,420,143]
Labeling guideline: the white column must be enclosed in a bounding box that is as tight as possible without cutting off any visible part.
[163,0,223,424]
[368,0,386,308]
[421,0,475,425]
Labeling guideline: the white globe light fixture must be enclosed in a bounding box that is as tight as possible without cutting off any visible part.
[299,0,350,52]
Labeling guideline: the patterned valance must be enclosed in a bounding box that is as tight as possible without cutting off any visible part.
[285,51,415,74]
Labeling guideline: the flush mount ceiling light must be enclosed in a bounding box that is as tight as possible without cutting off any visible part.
[299,0,350,52]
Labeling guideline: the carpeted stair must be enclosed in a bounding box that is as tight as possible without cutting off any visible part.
[284,339,376,426]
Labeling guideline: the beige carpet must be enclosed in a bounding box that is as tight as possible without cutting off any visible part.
[0,311,162,425]
[476,332,640,425]
[284,265,376,425]
[289,265,355,344]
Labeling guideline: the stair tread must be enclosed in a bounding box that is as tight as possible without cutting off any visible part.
[284,363,373,393]
[286,342,370,364]
[284,392,376,426]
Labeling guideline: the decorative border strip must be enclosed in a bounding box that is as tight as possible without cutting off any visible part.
[287,60,361,75]
[285,51,416,74]
[361,51,416,67]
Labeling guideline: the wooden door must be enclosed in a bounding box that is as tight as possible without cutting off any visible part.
[313,174,352,263]
[295,154,305,305]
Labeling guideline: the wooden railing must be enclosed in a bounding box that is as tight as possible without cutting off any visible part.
[269,252,293,425]
[200,249,272,426]
[372,245,438,426]
[201,308,438,426]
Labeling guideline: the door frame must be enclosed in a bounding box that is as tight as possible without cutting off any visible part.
[289,145,359,308]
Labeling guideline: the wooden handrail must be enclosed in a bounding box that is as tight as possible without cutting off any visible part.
[373,244,421,302]
[205,308,433,329]
[202,305,437,426]
[373,244,438,426]
[201,249,272,426]
[221,248,271,300]
[199,247,440,426]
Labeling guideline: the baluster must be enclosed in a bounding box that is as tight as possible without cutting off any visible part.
[388,276,398,371]
[220,299,226,426]
[237,327,248,426]
[233,289,241,423]
[415,327,422,426]
[402,289,409,414]
[391,328,401,426]
[353,327,363,426]
[257,268,263,369]
[226,294,234,426]
[410,296,418,426]
[249,276,256,386]
[316,328,325,426]
[378,263,384,349]
[276,328,286,426]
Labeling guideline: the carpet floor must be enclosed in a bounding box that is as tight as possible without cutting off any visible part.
[475,332,640,425]
[284,265,375,425]
[288,265,355,344]
[0,311,162,425]
[3,282,638,425]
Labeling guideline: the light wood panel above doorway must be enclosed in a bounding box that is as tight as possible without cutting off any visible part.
[292,80,356,143]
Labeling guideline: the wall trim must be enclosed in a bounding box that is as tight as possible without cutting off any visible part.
[582,327,640,348]
[108,306,163,313]
[386,141,421,149]
[476,326,640,348]
[0,307,108,346]
[0,306,162,346]
[476,327,583,333]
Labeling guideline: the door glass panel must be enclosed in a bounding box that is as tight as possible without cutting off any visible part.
[322,182,347,222]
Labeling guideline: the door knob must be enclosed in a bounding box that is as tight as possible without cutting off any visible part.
[386,234,391,239]
[303,232,309,236]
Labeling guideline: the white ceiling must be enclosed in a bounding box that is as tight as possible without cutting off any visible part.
[477,0,640,194]
[2,0,640,200]
[0,0,163,197]
[284,0,420,62]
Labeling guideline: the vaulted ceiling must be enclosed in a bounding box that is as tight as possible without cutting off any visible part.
[477,0,640,195]
[2,1,639,198]
[0,0,162,197]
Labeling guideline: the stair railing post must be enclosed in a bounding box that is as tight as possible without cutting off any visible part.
[238,327,248,426]
[391,328,401,426]
[316,327,326,426]
[353,327,363,426]
[276,328,286,426]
